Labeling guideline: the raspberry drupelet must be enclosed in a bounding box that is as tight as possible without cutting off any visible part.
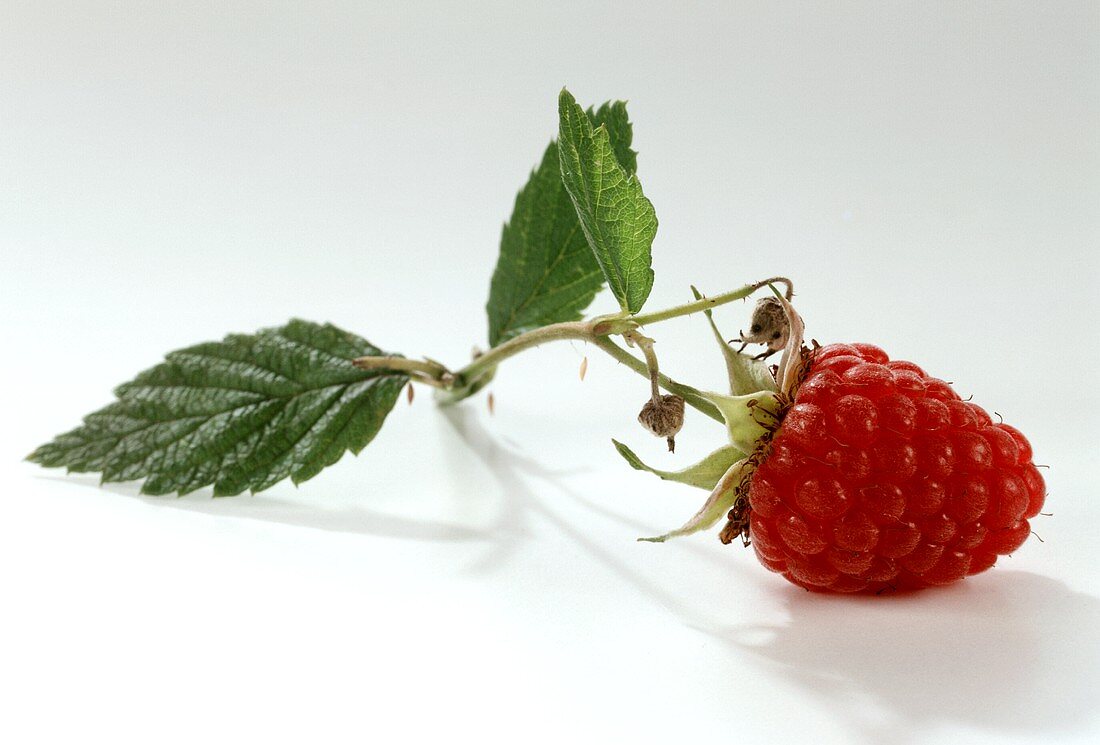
[746,343,1045,594]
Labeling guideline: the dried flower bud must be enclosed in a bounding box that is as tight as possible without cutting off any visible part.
[740,297,789,352]
[638,394,686,452]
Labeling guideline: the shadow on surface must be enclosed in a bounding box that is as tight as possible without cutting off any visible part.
[35,417,1091,745]
[711,571,1100,743]
[438,406,748,618]
[35,473,491,542]
[33,405,758,612]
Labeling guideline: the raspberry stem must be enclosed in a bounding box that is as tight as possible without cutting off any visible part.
[630,276,793,327]
[589,336,721,421]
[623,329,661,403]
[354,277,793,422]
[350,356,451,385]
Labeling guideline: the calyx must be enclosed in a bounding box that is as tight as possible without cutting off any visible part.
[622,290,808,544]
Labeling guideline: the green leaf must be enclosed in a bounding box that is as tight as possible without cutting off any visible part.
[612,439,743,490]
[592,100,638,175]
[486,101,638,347]
[690,285,778,395]
[558,88,657,314]
[28,320,407,496]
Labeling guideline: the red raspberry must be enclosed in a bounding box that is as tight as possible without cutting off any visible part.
[747,343,1044,594]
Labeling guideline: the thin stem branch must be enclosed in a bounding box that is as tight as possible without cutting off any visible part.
[623,329,661,402]
[364,278,787,419]
[444,277,793,390]
[447,323,723,421]
[630,276,793,327]
[589,337,723,423]
[455,321,593,386]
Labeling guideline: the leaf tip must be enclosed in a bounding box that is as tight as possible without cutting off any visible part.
[612,440,658,477]
[558,88,576,115]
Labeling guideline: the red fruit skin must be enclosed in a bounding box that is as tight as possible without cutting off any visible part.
[747,343,1044,594]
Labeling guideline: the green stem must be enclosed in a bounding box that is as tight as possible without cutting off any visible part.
[630,276,793,327]
[452,276,791,388]
[590,337,723,423]
[622,329,661,403]
[352,356,449,381]
[400,277,791,418]
[443,322,723,421]
[456,321,593,386]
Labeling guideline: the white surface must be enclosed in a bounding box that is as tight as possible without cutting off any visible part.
[2,2,1098,744]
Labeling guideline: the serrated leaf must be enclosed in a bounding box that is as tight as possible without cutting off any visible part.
[558,88,657,314]
[486,102,638,347]
[591,100,638,175]
[29,320,407,496]
[612,439,743,490]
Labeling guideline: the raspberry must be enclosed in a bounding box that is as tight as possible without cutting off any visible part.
[746,343,1044,594]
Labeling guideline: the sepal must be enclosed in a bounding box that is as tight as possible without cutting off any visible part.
[612,439,744,490]
[700,389,780,454]
[638,458,749,542]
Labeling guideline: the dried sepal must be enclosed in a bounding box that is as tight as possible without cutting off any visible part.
[739,297,789,353]
[772,293,806,396]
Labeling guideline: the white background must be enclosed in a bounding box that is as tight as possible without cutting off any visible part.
[2,2,1098,743]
